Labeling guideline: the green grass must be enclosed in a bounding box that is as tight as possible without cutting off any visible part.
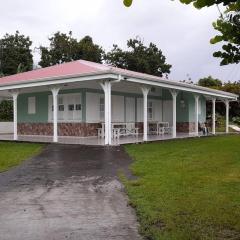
[124,135,240,240]
[0,142,44,172]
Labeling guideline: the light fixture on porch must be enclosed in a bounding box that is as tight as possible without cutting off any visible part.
[180,92,186,109]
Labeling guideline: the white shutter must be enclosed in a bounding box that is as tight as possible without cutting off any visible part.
[28,97,36,114]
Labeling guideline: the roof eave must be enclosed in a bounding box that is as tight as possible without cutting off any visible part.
[110,70,238,100]
[0,71,114,91]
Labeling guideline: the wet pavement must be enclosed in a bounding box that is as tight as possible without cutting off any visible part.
[0,144,141,240]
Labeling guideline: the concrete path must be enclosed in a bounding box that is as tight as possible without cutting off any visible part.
[0,144,141,240]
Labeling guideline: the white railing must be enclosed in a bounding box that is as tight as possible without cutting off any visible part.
[0,122,13,134]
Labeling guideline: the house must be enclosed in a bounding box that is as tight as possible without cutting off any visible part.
[0,60,237,145]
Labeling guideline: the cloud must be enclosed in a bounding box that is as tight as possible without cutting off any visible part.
[0,0,239,82]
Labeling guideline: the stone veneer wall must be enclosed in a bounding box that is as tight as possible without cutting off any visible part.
[18,123,101,137]
[177,122,195,133]
[18,122,195,136]
[136,122,195,133]
[135,122,143,133]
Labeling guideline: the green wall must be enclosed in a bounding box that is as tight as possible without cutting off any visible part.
[18,92,49,123]
[17,88,206,124]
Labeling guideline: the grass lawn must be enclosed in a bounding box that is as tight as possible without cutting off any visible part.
[124,135,240,240]
[0,142,44,172]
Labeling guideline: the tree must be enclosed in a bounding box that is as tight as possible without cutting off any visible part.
[105,38,172,77]
[123,0,133,7]
[198,76,223,88]
[39,32,104,67]
[0,100,13,121]
[124,0,240,65]
[0,31,33,76]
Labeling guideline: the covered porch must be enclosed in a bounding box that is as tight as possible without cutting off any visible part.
[0,60,237,146]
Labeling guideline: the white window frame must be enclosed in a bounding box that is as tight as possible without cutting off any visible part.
[198,98,202,115]
[99,96,105,121]
[48,93,82,122]
[28,96,36,114]
[148,101,153,121]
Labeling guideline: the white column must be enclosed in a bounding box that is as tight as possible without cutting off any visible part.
[141,87,150,142]
[194,95,200,136]
[225,99,229,133]
[100,80,112,145]
[212,98,216,135]
[108,81,112,145]
[12,92,19,140]
[170,90,178,138]
[51,87,60,143]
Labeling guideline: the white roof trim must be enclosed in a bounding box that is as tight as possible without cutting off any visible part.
[0,69,237,100]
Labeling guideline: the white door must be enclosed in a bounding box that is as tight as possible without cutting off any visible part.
[126,97,135,122]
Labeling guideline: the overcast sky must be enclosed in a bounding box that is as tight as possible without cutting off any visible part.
[1,0,239,82]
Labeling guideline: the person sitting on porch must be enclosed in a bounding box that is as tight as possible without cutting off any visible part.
[199,122,209,135]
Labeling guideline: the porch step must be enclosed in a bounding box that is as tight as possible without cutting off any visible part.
[229,125,240,132]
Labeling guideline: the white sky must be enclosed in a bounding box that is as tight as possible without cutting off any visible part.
[0,0,239,82]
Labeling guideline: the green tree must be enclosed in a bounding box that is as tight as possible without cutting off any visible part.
[198,76,223,88]
[105,38,172,77]
[39,32,104,67]
[0,100,13,121]
[0,31,33,76]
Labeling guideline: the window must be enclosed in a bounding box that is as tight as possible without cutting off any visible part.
[28,97,36,114]
[148,101,153,120]
[100,97,104,121]
[58,105,64,111]
[76,104,81,111]
[68,104,74,111]
[198,99,202,115]
[48,93,82,122]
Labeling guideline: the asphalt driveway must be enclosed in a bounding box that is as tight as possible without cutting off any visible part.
[0,144,141,240]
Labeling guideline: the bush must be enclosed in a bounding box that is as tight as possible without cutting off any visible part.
[232,116,240,125]
[0,100,13,121]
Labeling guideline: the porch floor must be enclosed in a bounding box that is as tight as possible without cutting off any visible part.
[0,132,231,145]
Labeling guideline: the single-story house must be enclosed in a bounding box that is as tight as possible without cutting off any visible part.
[0,60,237,145]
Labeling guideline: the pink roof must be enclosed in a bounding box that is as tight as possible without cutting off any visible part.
[0,59,165,86]
[0,59,237,98]
[0,60,111,86]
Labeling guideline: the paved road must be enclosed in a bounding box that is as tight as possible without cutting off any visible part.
[0,144,141,240]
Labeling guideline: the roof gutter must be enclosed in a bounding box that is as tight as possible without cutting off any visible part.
[109,71,238,100]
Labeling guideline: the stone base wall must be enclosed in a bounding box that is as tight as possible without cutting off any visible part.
[177,122,195,133]
[135,122,143,133]
[18,122,195,136]
[18,123,101,137]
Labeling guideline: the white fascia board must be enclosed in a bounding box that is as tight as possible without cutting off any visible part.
[0,73,115,91]
[125,77,238,100]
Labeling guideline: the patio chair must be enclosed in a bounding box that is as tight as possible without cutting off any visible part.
[125,123,139,136]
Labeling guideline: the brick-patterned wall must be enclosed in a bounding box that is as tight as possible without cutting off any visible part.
[18,123,53,136]
[18,123,101,137]
[18,122,195,136]
[135,122,143,133]
[177,122,195,133]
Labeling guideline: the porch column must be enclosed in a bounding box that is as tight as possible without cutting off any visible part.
[100,80,112,145]
[51,87,60,143]
[170,90,178,138]
[225,99,229,133]
[194,95,200,136]
[12,91,19,140]
[141,86,150,142]
[212,98,216,135]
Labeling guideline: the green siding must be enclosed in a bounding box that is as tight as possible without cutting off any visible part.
[17,87,206,124]
[18,92,49,123]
